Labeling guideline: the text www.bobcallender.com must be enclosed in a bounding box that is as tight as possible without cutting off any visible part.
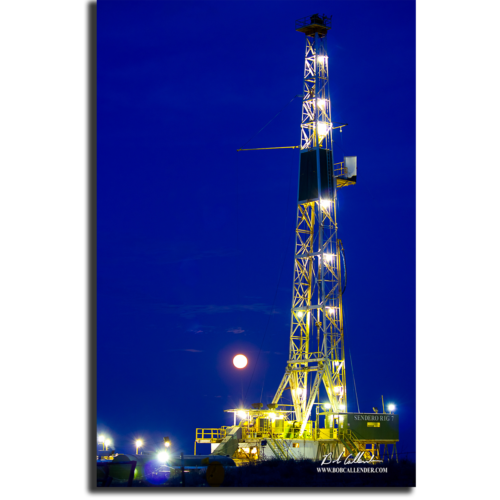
[317,467,388,473]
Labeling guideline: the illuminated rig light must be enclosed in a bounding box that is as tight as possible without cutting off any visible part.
[317,98,327,109]
[317,121,330,138]
[339,404,346,411]
[297,310,304,318]
[316,55,327,64]
[136,439,143,448]
[269,413,276,420]
[238,410,247,419]
[327,307,336,316]
[164,441,171,448]
[104,439,111,447]
[323,253,333,261]
[158,451,169,463]
[387,404,396,413]
[295,387,307,399]
[97,435,105,443]
[320,199,331,210]
[333,386,343,395]
[323,403,331,410]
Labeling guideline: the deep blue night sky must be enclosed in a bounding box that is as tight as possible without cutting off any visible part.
[97,0,415,458]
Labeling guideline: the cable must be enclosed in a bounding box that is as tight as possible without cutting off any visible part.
[256,153,297,404]
[254,213,295,405]
[339,240,347,294]
[349,349,360,413]
[236,150,241,311]
[239,95,302,149]
[334,135,346,156]
[244,150,296,405]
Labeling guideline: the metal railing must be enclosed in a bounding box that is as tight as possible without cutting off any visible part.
[333,161,346,177]
[195,428,226,441]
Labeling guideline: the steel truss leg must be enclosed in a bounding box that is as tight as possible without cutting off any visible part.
[272,371,290,405]
[299,364,326,436]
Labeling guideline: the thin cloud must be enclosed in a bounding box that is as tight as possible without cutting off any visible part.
[227,327,245,334]
[187,324,215,334]
[159,303,278,319]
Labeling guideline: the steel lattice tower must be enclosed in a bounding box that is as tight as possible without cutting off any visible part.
[272,14,357,437]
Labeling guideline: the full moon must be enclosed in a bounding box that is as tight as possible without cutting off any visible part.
[233,354,248,369]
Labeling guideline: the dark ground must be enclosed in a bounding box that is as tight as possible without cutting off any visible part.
[104,458,415,488]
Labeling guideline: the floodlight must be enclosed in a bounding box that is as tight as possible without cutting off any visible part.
[317,122,330,138]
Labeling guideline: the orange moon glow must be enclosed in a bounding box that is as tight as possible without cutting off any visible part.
[233,354,248,369]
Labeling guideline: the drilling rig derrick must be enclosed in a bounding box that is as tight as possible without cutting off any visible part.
[194,14,398,464]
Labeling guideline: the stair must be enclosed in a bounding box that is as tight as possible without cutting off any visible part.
[337,430,360,458]
[266,438,300,461]
[266,438,287,460]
